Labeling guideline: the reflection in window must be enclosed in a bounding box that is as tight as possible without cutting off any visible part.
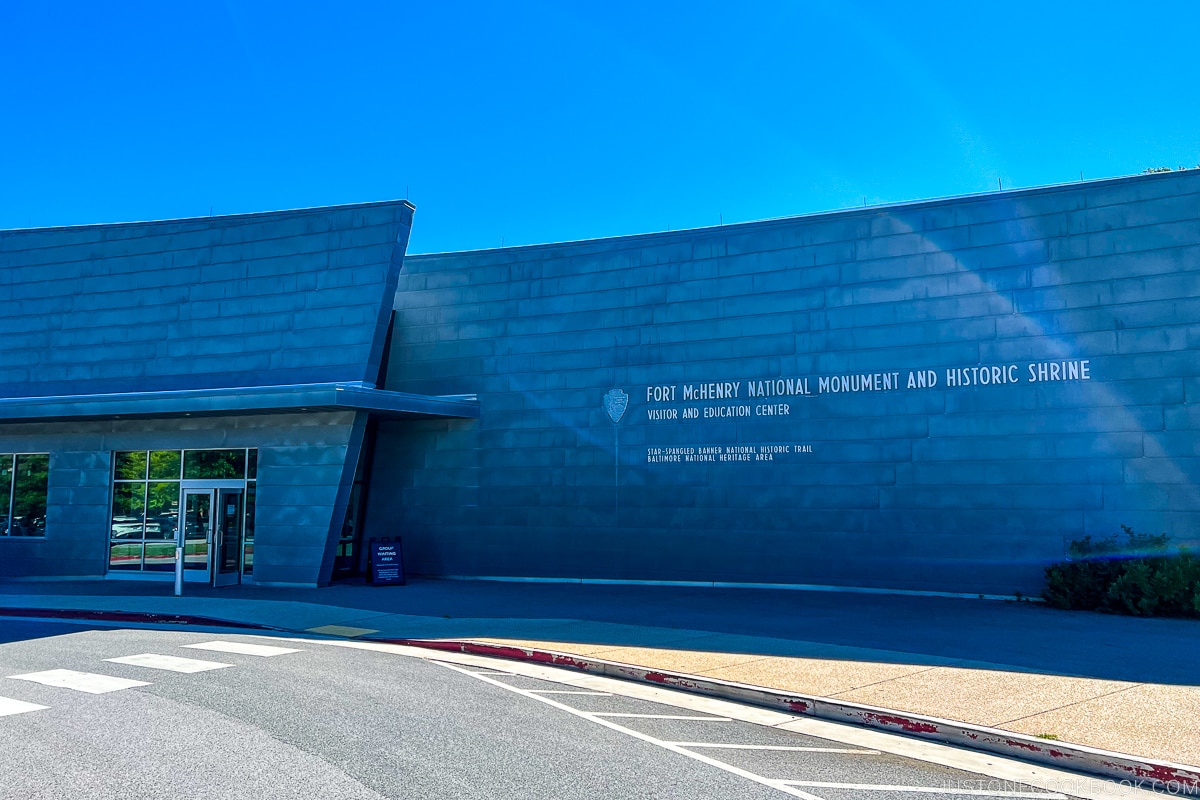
[142,540,177,572]
[12,455,49,537]
[148,451,182,480]
[145,483,178,540]
[114,451,148,481]
[109,542,143,571]
[183,450,246,480]
[111,483,146,540]
[0,454,49,538]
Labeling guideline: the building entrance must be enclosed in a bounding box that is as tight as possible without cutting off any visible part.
[180,484,245,586]
[108,448,257,582]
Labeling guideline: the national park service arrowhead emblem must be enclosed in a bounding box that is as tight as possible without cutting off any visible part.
[603,388,628,424]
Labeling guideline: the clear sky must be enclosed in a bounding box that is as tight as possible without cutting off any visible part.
[2,1,1198,254]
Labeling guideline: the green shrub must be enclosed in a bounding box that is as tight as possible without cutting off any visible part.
[1146,551,1200,616]
[1042,527,1200,618]
[1104,561,1158,616]
[1043,556,1119,610]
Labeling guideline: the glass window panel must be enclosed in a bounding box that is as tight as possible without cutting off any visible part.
[148,451,182,480]
[109,542,143,571]
[115,451,148,481]
[145,482,179,540]
[12,454,48,537]
[242,482,255,575]
[247,449,257,480]
[0,455,11,537]
[111,483,146,541]
[183,449,245,479]
[142,540,178,572]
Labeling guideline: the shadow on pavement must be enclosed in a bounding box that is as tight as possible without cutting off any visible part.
[0,617,106,647]
[2,577,1198,686]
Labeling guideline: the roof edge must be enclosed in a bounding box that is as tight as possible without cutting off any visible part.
[0,199,417,235]
[408,169,1200,259]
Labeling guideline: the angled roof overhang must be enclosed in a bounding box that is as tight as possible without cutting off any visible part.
[0,383,479,424]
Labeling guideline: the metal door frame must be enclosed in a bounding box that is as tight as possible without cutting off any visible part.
[178,481,245,585]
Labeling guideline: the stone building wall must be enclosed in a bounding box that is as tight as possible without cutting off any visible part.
[376,172,1199,594]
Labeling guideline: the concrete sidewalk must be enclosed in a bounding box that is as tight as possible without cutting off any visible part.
[0,577,1196,771]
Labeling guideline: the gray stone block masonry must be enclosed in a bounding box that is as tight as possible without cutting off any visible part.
[376,171,1200,596]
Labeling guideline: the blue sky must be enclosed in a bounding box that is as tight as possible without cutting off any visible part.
[2,1,1198,253]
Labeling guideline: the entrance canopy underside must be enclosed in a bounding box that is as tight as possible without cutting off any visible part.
[0,383,480,423]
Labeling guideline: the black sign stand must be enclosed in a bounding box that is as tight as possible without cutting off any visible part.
[368,537,405,586]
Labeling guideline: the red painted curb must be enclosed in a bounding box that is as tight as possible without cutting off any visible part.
[0,606,278,631]
[384,637,1200,793]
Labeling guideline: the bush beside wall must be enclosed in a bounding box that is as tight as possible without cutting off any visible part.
[1043,526,1200,617]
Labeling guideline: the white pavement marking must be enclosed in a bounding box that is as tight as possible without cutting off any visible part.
[529,690,614,696]
[0,696,48,717]
[8,669,150,694]
[182,641,302,657]
[438,661,825,800]
[105,654,234,673]
[285,638,797,725]
[778,782,1066,798]
[591,713,733,721]
[669,742,880,754]
[469,671,513,676]
[291,639,1165,800]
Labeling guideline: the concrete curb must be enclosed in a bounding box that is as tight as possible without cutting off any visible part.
[388,637,1200,794]
[0,606,281,632]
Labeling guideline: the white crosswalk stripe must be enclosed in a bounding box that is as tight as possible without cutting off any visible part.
[8,669,150,694]
[105,653,234,673]
[182,641,302,657]
[0,696,49,717]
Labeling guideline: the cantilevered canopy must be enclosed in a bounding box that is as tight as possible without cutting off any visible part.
[0,383,479,423]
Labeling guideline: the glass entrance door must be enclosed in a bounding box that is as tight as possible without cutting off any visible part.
[213,489,243,588]
[181,490,213,582]
[179,487,244,586]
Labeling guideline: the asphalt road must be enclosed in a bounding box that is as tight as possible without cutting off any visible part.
[0,620,1110,799]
